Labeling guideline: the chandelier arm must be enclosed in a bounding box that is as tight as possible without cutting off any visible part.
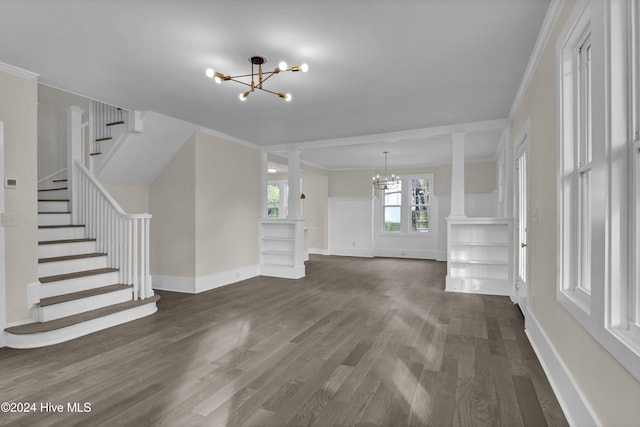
[259,72,279,84]
[257,87,280,96]
[228,78,253,88]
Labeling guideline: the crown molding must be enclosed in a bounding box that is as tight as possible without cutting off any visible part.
[263,118,510,153]
[0,62,38,80]
[509,0,566,119]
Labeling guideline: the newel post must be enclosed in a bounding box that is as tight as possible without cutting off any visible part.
[67,106,84,224]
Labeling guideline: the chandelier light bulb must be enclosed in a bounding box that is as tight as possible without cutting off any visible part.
[206,68,215,78]
[285,93,292,102]
[300,63,309,72]
[278,61,288,71]
[239,91,250,101]
[214,76,222,84]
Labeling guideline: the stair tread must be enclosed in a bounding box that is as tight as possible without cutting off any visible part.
[52,179,68,182]
[40,268,118,284]
[5,295,160,334]
[39,224,85,229]
[95,137,112,142]
[38,284,132,307]
[39,238,96,245]
[106,121,125,126]
[39,252,107,263]
[38,199,70,202]
[38,211,72,214]
[38,187,68,192]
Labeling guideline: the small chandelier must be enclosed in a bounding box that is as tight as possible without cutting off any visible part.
[372,151,400,191]
[206,56,308,102]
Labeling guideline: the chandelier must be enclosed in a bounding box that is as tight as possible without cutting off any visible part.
[206,56,308,102]
[372,151,400,191]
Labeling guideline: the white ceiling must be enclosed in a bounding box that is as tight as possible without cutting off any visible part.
[0,0,550,170]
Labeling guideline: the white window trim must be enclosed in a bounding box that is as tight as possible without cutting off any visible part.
[557,0,593,319]
[378,174,434,237]
[556,0,640,382]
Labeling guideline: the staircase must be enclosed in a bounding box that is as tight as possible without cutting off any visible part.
[4,170,159,348]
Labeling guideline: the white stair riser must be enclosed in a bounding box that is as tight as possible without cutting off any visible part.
[38,200,69,212]
[6,302,158,349]
[38,180,67,191]
[37,288,133,322]
[39,256,108,277]
[38,189,69,200]
[39,227,86,241]
[39,241,97,258]
[40,271,120,298]
[38,213,71,226]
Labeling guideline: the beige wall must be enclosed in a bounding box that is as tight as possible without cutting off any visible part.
[1,70,39,323]
[103,184,149,214]
[37,84,90,179]
[328,160,497,197]
[149,135,196,277]
[511,0,640,424]
[301,168,328,251]
[194,132,261,277]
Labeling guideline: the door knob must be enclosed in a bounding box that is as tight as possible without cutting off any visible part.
[521,242,527,248]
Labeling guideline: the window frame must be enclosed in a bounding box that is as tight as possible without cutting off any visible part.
[556,0,640,382]
[557,0,593,316]
[379,173,434,236]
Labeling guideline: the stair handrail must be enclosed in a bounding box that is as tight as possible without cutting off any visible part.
[74,159,152,301]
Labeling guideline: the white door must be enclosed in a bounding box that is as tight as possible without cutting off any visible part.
[515,140,529,312]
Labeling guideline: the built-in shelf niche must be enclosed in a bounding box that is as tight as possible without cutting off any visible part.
[260,219,305,279]
[446,217,513,296]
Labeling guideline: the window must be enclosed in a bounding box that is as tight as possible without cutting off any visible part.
[266,181,288,218]
[267,183,281,218]
[556,0,640,381]
[380,174,433,234]
[577,30,593,295]
[410,178,429,232]
[383,181,402,231]
[558,0,592,313]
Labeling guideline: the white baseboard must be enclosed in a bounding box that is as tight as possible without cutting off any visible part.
[373,248,441,260]
[329,247,374,257]
[525,311,600,427]
[260,264,305,279]
[195,264,260,293]
[153,264,260,294]
[308,248,329,256]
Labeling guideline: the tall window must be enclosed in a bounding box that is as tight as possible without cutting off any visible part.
[557,0,640,381]
[383,181,402,232]
[381,175,433,234]
[577,30,592,295]
[410,178,429,232]
[558,1,592,312]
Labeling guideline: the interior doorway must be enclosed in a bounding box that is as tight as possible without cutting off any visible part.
[515,129,529,316]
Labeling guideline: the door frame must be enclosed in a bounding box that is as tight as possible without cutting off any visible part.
[0,122,6,347]
[513,119,530,315]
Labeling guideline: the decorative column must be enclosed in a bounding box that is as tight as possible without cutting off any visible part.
[260,151,268,219]
[287,147,302,219]
[67,106,84,224]
[449,132,466,218]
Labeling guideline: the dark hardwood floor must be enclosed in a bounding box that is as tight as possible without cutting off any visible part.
[0,255,568,427]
